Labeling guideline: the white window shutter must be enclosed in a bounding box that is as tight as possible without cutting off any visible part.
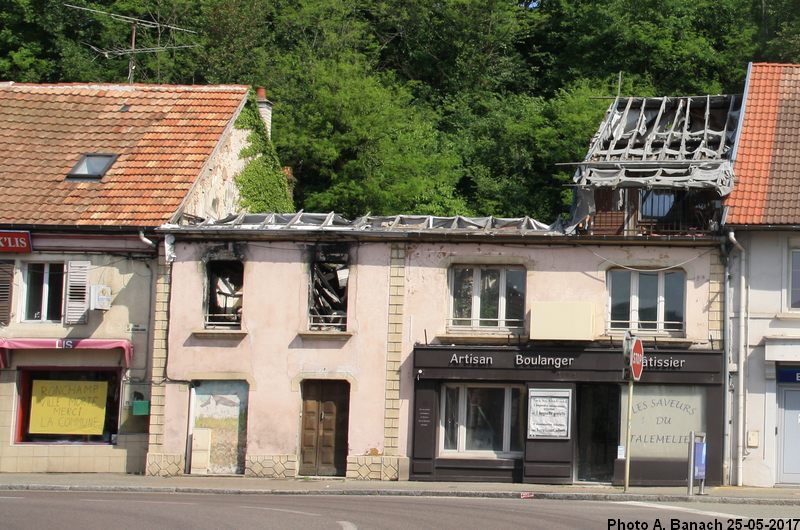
[0,261,13,326]
[64,260,90,324]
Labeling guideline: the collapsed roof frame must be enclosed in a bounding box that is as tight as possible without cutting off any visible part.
[185,211,557,233]
[573,95,742,196]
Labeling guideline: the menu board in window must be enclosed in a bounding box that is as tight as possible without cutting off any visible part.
[528,388,572,439]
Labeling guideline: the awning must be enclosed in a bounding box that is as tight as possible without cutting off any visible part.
[0,338,133,369]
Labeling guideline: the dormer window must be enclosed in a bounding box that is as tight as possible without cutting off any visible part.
[68,154,117,179]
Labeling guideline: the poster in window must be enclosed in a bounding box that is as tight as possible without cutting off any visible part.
[528,388,572,439]
[29,380,108,435]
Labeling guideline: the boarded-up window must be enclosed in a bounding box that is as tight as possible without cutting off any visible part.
[64,260,90,325]
[17,369,119,444]
[0,261,14,325]
[309,246,349,331]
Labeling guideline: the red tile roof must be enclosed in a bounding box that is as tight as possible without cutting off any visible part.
[726,63,800,225]
[0,83,249,227]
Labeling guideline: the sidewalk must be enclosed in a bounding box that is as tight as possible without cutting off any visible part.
[1,473,800,505]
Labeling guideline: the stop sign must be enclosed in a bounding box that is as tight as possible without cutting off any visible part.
[630,338,644,381]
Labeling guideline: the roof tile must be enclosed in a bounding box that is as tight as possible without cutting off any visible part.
[0,82,248,227]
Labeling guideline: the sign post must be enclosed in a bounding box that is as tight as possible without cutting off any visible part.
[687,431,707,496]
[623,332,644,492]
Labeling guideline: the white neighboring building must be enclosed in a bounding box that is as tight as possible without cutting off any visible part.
[724,63,800,486]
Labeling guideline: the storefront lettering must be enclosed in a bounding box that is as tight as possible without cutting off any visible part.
[642,356,686,369]
[449,353,493,366]
[630,434,691,444]
[515,354,574,369]
[633,398,697,416]
[0,231,31,253]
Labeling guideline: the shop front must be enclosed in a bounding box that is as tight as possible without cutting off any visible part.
[0,338,148,473]
[411,344,723,485]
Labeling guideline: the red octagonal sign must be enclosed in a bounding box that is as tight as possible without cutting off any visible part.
[631,338,644,382]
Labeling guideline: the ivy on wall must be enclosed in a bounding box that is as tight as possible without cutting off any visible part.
[234,93,294,213]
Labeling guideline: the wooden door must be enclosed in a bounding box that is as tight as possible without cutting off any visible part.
[300,380,350,476]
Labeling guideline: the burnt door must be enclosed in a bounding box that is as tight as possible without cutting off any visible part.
[300,380,350,476]
[576,384,620,482]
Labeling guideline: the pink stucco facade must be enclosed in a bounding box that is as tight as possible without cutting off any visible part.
[156,240,395,478]
[152,218,723,483]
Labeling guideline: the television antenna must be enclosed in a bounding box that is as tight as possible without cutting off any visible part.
[64,3,199,83]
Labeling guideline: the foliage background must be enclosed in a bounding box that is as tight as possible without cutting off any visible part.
[2,0,790,221]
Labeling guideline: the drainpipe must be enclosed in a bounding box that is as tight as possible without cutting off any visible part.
[728,231,746,486]
[139,230,156,248]
[722,243,731,485]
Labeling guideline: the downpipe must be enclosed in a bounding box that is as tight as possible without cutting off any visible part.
[728,231,746,487]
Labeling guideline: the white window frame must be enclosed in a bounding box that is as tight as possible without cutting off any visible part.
[447,266,525,331]
[607,269,685,334]
[21,260,89,325]
[438,383,524,458]
[21,262,64,323]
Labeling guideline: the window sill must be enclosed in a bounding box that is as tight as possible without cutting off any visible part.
[776,312,800,320]
[191,329,248,340]
[297,330,352,341]
[603,331,689,343]
[437,452,523,460]
[437,330,526,345]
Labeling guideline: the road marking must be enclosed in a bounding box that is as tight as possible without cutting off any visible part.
[239,505,321,517]
[337,521,357,530]
[81,499,197,506]
[0,496,23,499]
[620,501,750,520]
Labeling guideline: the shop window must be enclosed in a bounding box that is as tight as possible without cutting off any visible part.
[22,261,90,325]
[449,266,525,329]
[308,246,349,331]
[440,384,524,456]
[206,261,244,329]
[16,369,120,444]
[620,384,706,459]
[608,269,685,332]
[790,250,800,309]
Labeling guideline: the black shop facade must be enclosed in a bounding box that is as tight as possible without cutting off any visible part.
[411,344,723,485]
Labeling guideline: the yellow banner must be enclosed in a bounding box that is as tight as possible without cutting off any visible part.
[29,380,108,435]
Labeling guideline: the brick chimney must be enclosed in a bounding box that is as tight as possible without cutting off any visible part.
[255,86,273,138]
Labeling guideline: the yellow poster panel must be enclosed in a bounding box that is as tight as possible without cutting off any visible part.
[29,380,108,435]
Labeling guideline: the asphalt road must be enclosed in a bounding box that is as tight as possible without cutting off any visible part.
[2,492,800,530]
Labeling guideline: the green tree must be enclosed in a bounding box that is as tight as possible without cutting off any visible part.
[367,0,538,100]
[755,0,800,62]
[532,0,757,95]
[272,58,466,218]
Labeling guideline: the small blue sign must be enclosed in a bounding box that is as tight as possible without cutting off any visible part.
[693,442,707,480]
[777,368,800,384]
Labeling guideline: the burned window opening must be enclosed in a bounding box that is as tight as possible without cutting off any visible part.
[589,188,720,236]
[206,260,243,329]
[309,246,349,332]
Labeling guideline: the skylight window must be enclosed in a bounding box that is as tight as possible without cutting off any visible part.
[68,154,117,179]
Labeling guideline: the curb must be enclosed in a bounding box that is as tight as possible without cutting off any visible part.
[1,484,799,505]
